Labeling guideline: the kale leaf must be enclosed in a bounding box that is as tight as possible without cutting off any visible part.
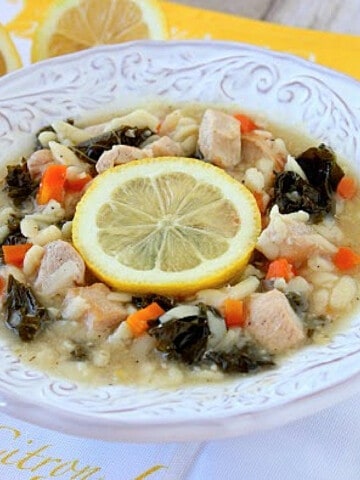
[285,291,309,318]
[295,144,344,191]
[274,171,331,220]
[4,162,38,207]
[132,294,176,311]
[274,144,345,222]
[0,216,28,265]
[204,344,275,373]
[4,275,51,341]
[1,215,27,246]
[72,126,153,164]
[148,305,210,364]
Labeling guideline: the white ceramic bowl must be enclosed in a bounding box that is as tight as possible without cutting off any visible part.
[1,40,360,442]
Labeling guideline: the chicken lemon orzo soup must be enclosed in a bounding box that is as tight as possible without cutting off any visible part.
[0,102,359,387]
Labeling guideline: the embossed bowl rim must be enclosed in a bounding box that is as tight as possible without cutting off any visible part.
[0,40,360,442]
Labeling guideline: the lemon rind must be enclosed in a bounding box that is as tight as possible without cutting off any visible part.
[0,25,22,73]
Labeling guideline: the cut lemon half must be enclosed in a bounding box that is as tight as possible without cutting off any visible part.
[31,0,168,62]
[0,24,22,75]
[72,157,261,296]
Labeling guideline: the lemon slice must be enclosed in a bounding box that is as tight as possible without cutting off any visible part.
[31,0,168,62]
[72,157,261,296]
[0,24,22,75]
[6,0,50,39]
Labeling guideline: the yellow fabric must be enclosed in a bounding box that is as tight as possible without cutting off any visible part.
[163,1,360,80]
[4,0,360,80]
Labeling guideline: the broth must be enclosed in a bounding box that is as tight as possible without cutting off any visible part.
[0,101,359,388]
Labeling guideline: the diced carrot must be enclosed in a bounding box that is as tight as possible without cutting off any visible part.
[126,302,165,337]
[2,243,33,268]
[37,164,67,205]
[234,113,258,134]
[252,191,264,214]
[265,258,295,281]
[333,246,360,271]
[223,298,245,328]
[337,176,357,199]
[64,173,92,193]
[0,276,5,296]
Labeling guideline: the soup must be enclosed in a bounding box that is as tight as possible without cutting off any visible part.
[0,102,359,388]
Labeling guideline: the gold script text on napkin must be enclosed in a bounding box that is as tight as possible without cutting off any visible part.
[0,425,104,480]
[0,424,165,479]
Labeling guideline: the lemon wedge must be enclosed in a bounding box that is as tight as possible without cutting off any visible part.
[0,24,22,75]
[72,157,261,296]
[31,0,168,62]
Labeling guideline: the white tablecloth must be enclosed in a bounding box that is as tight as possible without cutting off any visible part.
[0,391,359,479]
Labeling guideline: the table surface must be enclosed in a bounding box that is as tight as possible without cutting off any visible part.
[174,0,360,35]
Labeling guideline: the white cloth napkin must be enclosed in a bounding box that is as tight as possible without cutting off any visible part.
[0,392,359,479]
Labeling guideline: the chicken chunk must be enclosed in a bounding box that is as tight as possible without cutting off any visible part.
[242,131,287,171]
[256,206,337,264]
[96,145,150,173]
[198,109,241,168]
[146,136,184,157]
[246,289,305,354]
[34,240,85,296]
[27,149,54,181]
[62,283,127,332]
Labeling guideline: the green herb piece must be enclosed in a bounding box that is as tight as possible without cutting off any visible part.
[70,343,89,361]
[285,291,309,318]
[303,315,331,338]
